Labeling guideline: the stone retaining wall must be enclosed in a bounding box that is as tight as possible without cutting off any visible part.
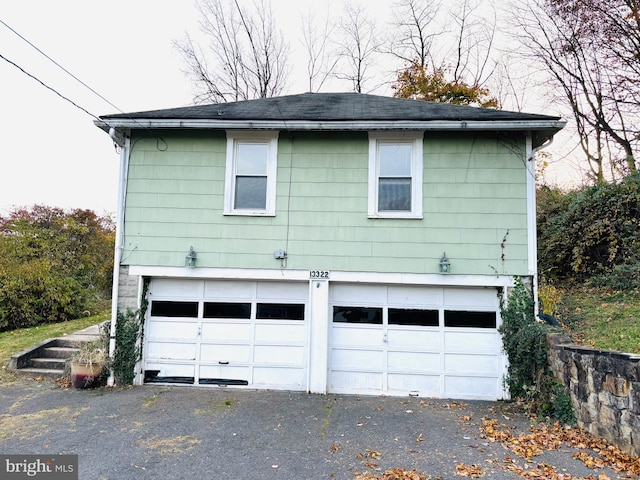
[548,332,640,456]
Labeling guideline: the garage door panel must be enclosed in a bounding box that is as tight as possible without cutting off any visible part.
[200,344,251,363]
[388,373,440,395]
[204,280,255,299]
[254,345,305,364]
[253,367,305,387]
[146,362,195,378]
[254,323,305,342]
[332,348,384,369]
[444,376,499,399]
[152,279,204,297]
[332,327,384,347]
[147,342,196,361]
[331,284,387,303]
[257,281,307,301]
[387,286,443,306]
[388,351,441,372]
[444,353,499,375]
[202,322,252,341]
[443,288,497,308]
[147,321,198,340]
[444,331,500,352]
[331,371,383,391]
[199,365,250,381]
[387,329,439,349]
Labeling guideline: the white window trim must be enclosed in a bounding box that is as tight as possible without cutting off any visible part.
[224,130,279,216]
[368,131,424,219]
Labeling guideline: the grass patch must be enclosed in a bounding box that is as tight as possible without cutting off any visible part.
[0,313,110,385]
[138,435,201,455]
[194,398,234,415]
[556,287,640,353]
[0,406,80,441]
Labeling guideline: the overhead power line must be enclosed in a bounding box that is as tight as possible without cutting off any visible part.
[0,17,125,115]
[0,51,100,121]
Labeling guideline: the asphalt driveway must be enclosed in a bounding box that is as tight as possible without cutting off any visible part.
[0,380,631,479]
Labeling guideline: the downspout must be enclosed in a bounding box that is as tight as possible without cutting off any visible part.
[107,128,130,386]
[526,134,554,316]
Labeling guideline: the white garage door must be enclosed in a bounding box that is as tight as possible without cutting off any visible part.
[143,279,308,390]
[329,284,505,400]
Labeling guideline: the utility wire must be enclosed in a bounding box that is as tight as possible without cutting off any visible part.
[0,18,125,115]
[0,51,101,122]
[0,19,168,149]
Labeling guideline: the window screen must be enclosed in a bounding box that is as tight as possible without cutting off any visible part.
[234,143,268,209]
[378,143,412,211]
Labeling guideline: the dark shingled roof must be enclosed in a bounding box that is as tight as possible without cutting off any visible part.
[100,92,560,122]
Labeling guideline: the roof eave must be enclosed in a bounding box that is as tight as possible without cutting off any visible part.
[95,118,565,132]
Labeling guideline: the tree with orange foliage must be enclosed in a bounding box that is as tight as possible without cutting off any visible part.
[392,62,500,108]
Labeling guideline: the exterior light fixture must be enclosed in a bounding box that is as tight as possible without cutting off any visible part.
[439,252,450,273]
[185,247,197,268]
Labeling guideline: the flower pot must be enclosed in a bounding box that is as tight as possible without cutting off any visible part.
[70,361,104,389]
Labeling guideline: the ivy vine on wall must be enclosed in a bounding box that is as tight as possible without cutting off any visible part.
[499,277,575,424]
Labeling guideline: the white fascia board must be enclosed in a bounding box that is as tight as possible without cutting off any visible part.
[96,119,566,133]
[128,265,514,288]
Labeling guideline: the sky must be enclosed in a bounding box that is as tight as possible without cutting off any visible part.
[0,1,579,216]
[1,1,202,215]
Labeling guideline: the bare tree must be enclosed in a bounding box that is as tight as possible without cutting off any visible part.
[300,7,339,93]
[333,3,381,93]
[386,0,441,69]
[510,0,638,183]
[448,0,497,86]
[384,0,500,106]
[174,0,290,103]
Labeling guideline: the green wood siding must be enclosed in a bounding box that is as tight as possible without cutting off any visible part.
[122,130,529,275]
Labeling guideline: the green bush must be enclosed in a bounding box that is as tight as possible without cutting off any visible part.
[0,206,114,331]
[537,173,640,288]
[0,259,85,330]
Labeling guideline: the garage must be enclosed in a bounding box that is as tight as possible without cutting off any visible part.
[329,283,506,399]
[143,278,309,390]
[138,276,507,399]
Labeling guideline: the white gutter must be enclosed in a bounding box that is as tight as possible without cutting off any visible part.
[107,133,130,386]
[96,119,566,132]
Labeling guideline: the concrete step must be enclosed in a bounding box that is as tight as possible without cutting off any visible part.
[41,346,79,359]
[8,321,108,380]
[15,367,65,379]
[30,357,68,370]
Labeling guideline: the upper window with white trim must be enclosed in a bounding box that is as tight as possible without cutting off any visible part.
[368,132,423,218]
[224,131,279,216]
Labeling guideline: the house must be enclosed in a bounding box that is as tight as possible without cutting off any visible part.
[96,92,565,400]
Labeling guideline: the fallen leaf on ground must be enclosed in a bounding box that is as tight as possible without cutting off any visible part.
[481,417,640,478]
[455,463,484,477]
[353,468,431,480]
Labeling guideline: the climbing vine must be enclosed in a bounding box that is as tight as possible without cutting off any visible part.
[112,279,149,385]
[499,277,575,423]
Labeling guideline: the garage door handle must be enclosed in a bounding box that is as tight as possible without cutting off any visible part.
[218,361,229,365]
